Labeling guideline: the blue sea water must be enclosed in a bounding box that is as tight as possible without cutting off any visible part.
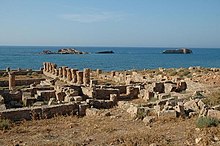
[0,46,220,71]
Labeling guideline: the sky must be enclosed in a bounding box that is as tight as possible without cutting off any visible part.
[0,0,220,48]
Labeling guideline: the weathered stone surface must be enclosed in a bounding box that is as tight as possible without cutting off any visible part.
[110,94,118,104]
[0,95,4,104]
[176,82,187,92]
[92,88,120,100]
[56,92,66,101]
[127,105,149,119]
[83,68,90,85]
[22,95,36,107]
[66,68,72,82]
[153,82,165,93]
[192,91,205,99]
[76,71,83,84]
[212,104,220,111]
[207,110,220,120]
[62,66,68,79]
[71,69,78,83]
[143,116,156,125]
[174,102,186,117]
[126,86,139,99]
[73,96,83,101]
[8,71,16,90]
[93,100,114,109]
[164,83,177,93]
[78,104,88,116]
[58,67,63,77]
[37,90,56,101]
[48,98,56,105]
[90,80,98,87]
[184,99,200,112]
[0,104,6,111]
[158,93,170,100]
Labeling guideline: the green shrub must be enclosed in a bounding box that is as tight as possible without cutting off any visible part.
[0,119,11,130]
[196,117,219,128]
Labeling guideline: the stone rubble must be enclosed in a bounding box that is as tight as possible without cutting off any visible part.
[0,62,219,124]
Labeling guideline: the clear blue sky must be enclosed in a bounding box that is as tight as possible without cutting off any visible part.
[0,0,220,47]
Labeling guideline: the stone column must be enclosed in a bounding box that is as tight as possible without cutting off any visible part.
[53,64,57,74]
[66,68,72,82]
[58,67,63,77]
[62,66,68,79]
[45,62,49,72]
[96,69,102,77]
[49,63,52,73]
[111,71,115,77]
[76,71,83,84]
[43,62,47,72]
[71,69,78,83]
[83,68,90,85]
[54,69,59,76]
[8,72,16,90]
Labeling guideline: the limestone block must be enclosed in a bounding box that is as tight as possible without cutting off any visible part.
[110,94,118,104]
[127,105,149,119]
[164,83,177,93]
[0,104,6,111]
[158,93,170,100]
[37,90,56,101]
[0,95,4,104]
[56,92,66,101]
[184,100,200,112]
[73,96,83,101]
[90,80,98,87]
[143,116,156,125]
[153,82,165,93]
[176,82,187,92]
[96,69,102,76]
[126,86,139,99]
[78,104,88,116]
[48,98,56,105]
[212,104,220,111]
[207,110,220,120]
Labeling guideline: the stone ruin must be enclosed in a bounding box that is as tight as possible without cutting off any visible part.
[1,62,219,124]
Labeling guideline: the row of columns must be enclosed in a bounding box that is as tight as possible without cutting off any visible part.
[43,62,91,85]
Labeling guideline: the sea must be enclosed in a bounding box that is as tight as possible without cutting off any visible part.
[0,46,220,71]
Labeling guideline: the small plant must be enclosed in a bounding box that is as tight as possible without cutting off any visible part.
[0,119,11,130]
[202,91,220,106]
[196,116,219,128]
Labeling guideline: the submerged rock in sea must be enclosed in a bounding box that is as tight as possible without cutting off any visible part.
[162,48,192,54]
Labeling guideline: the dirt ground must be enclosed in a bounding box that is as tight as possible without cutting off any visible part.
[1,106,220,146]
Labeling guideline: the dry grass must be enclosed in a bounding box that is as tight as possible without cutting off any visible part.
[203,91,220,106]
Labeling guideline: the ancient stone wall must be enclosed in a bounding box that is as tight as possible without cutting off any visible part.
[0,102,78,121]
[0,79,45,87]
